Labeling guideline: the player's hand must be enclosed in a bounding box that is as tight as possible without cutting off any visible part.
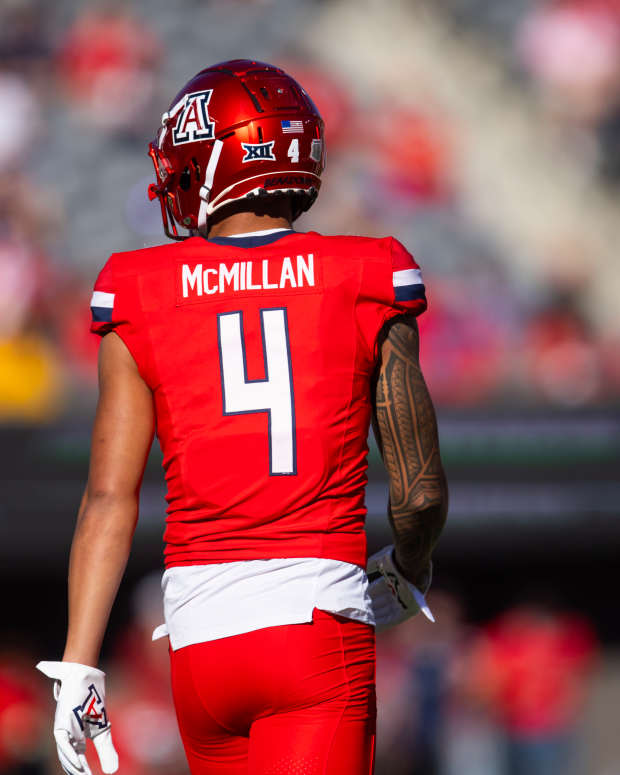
[367,545,434,631]
[36,661,119,775]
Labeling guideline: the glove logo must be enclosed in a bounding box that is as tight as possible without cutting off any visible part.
[72,684,109,732]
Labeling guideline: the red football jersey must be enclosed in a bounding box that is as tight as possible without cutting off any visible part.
[90,230,426,569]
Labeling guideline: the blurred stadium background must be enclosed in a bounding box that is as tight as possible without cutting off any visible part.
[1,0,619,773]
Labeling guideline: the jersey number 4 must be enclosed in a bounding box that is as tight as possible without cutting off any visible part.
[217,308,296,475]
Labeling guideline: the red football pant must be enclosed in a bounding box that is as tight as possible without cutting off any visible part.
[169,609,376,775]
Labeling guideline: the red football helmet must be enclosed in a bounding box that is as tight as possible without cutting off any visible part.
[148,59,325,239]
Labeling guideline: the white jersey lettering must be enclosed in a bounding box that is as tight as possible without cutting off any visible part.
[204,268,218,295]
[297,254,314,287]
[180,255,316,299]
[219,263,239,293]
[262,259,278,290]
[182,264,203,297]
[280,257,297,288]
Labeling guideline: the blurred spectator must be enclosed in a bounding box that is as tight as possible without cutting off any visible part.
[466,603,597,775]
[375,590,470,775]
[418,281,509,407]
[0,73,41,171]
[517,0,620,182]
[0,236,63,422]
[0,0,50,73]
[522,247,604,405]
[56,6,161,137]
[523,301,602,406]
[369,107,455,205]
[517,0,620,127]
[0,333,62,423]
[0,174,65,422]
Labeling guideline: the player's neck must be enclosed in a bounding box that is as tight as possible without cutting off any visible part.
[207,212,293,239]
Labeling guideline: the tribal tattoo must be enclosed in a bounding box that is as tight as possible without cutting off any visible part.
[372,317,448,585]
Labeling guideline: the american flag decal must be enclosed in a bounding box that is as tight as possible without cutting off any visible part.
[392,268,425,302]
[281,120,304,134]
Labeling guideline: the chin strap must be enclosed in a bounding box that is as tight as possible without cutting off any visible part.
[197,139,224,234]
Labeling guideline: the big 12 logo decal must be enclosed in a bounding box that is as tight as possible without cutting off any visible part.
[242,141,276,162]
[73,684,109,732]
[172,90,215,145]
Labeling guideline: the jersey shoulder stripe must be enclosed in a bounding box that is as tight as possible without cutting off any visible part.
[387,238,427,313]
[393,267,425,302]
[90,291,115,323]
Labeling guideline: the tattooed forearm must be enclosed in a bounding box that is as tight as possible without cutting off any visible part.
[373,317,448,585]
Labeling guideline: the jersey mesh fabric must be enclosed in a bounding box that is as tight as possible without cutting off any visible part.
[90,231,426,569]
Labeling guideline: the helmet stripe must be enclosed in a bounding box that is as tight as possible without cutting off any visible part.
[198,139,224,231]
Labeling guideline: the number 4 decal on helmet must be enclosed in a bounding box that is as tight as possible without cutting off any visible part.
[287,138,299,164]
[217,308,297,475]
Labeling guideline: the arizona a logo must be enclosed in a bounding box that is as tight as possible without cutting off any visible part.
[72,684,109,732]
[172,90,215,145]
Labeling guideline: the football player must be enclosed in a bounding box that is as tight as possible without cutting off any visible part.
[38,60,448,775]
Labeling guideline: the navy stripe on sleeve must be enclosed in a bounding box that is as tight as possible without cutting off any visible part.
[394,284,426,302]
[91,306,113,323]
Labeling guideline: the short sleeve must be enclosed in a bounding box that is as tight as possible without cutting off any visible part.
[389,238,427,316]
[355,237,428,364]
[90,255,124,337]
[89,254,153,384]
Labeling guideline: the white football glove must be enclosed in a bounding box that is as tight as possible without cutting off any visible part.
[36,661,119,775]
[367,545,434,631]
